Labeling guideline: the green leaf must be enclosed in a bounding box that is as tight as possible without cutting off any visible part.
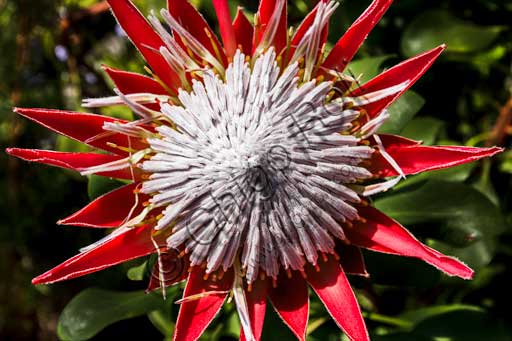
[100,106,134,121]
[57,288,166,340]
[401,10,504,57]
[56,135,89,153]
[261,304,301,340]
[363,251,441,288]
[374,180,506,267]
[307,299,344,340]
[346,55,392,83]
[399,305,483,325]
[373,333,431,341]
[395,163,477,191]
[378,91,426,135]
[147,285,181,338]
[224,311,241,338]
[63,0,98,7]
[147,309,175,339]
[87,175,125,201]
[127,261,147,281]
[373,306,506,340]
[400,116,444,145]
[413,309,511,341]
[471,45,508,75]
[498,150,512,174]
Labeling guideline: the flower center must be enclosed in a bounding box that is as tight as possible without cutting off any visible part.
[140,49,374,283]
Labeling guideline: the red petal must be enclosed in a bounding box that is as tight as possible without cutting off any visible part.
[307,257,369,341]
[6,148,140,180]
[290,0,329,61]
[241,279,268,341]
[268,272,309,341]
[371,144,503,177]
[174,268,233,341]
[103,66,168,95]
[58,183,147,228]
[32,224,156,284]
[351,45,445,118]
[167,0,226,65]
[14,108,147,155]
[107,0,180,91]
[146,250,190,293]
[253,0,288,54]
[347,206,474,279]
[213,0,237,57]
[322,0,393,72]
[233,8,254,55]
[337,245,369,277]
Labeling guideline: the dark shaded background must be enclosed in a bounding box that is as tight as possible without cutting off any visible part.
[1,0,512,340]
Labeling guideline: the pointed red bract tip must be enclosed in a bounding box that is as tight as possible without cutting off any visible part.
[307,257,369,341]
[12,108,147,155]
[348,206,475,280]
[352,45,446,119]
[107,0,180,90]
[233,8,254,55]
[32,224,156,284]
[58,183,148,228]
[322,0,394,72]
[372,144,503,177]
[173,268,233,341]
[268,271,309,341]
[6,148,139,180]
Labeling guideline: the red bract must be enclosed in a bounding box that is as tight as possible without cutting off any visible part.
[7,1,502,340]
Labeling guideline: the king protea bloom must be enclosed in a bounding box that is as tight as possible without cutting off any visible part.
[7,0,502,340]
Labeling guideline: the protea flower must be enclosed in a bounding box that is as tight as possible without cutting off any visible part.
[6,0,502,340]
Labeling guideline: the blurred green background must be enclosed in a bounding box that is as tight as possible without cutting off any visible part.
[1,0,512,340]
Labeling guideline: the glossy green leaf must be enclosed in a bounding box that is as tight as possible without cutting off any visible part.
[401,10,503,57]
[400,117,444,145]
[99,106,134,121]
[147,310,175,339]
[471,45,508,75]
[499,150,512,174]
[147,285,181,338]
[346,55,392,83]
[363,251,441,288]
[375,306,510,340]
[57,288,166,340]
[261,304,302,340]
[56,135,89,153]
[399,304,482,325]
[375,180,506,267]
[87,175,125,201]
[373,333,431,341]
[63,0,98,7]
[379,91,426,135]
[127,261,147,281]
[395,163,477,192]
[224,311,241,338]
[414,309,510,340]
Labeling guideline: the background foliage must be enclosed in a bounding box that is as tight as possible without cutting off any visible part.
[1,0,512,340]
